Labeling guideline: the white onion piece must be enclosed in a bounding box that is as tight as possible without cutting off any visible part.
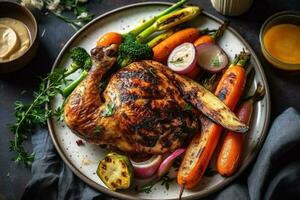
[131,155,163,178]
[157,148,186,177]
[167,43,197,74]
[196,43,228,73]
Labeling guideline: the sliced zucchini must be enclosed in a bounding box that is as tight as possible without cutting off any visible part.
[97,152,133,190]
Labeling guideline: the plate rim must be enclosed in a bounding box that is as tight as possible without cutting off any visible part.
[47,2,271,200]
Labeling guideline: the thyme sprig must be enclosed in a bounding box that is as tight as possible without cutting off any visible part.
[10,68,67,166]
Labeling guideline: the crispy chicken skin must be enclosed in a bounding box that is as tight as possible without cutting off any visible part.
[64,44,199,154]
[64,44,247,154]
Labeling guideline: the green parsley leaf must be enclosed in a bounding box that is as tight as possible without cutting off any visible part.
[101,102,115,117]
[210,56,220,67]
[184,103,193,111]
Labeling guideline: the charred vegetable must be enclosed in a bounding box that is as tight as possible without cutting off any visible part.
[177,51,251,192]
[147,28,178,48]
[216,84,265,177]
[97,153,133,190]
[136,6,201,43]
[118,5,201,67]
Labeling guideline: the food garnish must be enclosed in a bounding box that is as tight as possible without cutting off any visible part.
[10,46,92,166]
[10,68,67,166]
[21,0,93,30]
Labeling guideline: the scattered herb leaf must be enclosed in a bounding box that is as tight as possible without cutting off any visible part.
[161,174,175,190]
[147,68,156,77]
[101,102,115,117]
[173,156,183,171]
[210,56,220,67]
[99,79,108,93]
[138,173,175,193]
[94,125,103,135]
[184,103,193,111]
[169,57,184,64]
[53,106,65,121]
[21,0,94,31]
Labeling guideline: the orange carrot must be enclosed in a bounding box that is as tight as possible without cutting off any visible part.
[216,84,265,176]
[177,51,250,190]
[152,28,200,64]
[194,21,229,46]
[194,35,215,46]
[96,32,123,47]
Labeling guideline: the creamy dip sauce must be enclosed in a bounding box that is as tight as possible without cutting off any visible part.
[263,24,300,65]
[0,18,31,63]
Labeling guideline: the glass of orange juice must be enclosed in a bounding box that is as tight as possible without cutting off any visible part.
[260,11,300,70]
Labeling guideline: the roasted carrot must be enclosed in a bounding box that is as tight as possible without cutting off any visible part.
[216,84,265,176]
[96,32,123,47]
[177,51,250,191]
[152,28,200,64]
[194,21,229,46]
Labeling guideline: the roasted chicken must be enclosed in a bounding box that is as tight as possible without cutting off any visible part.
[64,44,248,154]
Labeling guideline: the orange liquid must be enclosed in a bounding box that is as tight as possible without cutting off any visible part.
[263,24,300,64]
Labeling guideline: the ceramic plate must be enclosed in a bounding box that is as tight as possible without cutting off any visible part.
[48,2,271,200]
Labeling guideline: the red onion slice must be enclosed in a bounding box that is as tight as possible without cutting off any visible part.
[131,155,163,179]
[167,43,197,74]
[196,43,228,73]
[157,148,186,177]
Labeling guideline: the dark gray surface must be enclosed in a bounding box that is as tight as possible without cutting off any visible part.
[0,0,299,199]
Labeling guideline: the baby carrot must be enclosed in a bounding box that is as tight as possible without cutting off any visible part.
[177,51,250,192]
[96,32,123,47]
[216,84,265,176]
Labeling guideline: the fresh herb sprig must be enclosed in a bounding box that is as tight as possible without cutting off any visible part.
[10,68,67,166]
[21,0,94,31]
[10,46,92,166]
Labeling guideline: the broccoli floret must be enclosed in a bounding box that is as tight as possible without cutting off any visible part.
[63,47,92,97]
[65,47,92,76]
[117,34,153,67]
